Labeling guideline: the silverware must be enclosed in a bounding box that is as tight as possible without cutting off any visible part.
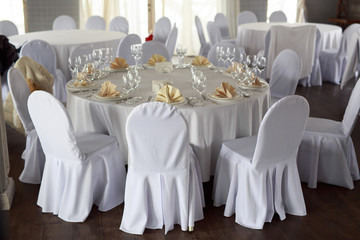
[147,96,153,102]
[201,93,208,101]
[186,97,194,107]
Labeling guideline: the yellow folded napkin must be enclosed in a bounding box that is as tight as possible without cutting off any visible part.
[110,57,129,69]
[248,72,262,86]
[214,82,237,98]
[98,81,120,97]
[155,84,184,103]
[192,56,210,66]
[148,54,167,66]
[73,79,89,87]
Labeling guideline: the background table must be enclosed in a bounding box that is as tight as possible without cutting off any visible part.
[66,67,270,182]
[9,30,126,81]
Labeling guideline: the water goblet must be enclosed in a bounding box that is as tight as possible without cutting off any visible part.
[127,69,142,101]
[122,74,136,105]
[176,45,187,68]
[256,56,266,78]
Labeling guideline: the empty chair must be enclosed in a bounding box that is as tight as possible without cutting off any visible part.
[69,44,93,61]
[214,13,230,40]
[207,42,244,67]
[115,34,141,65]
[297,79,360,189]
[52,15,76,30]
[207,21,222,47]
[237,11,258,26]
[270,49,302,105]
[85,15,106,30]
[165,24,178,60]
[213,95,309,229]
[120,102,204,234]
[195,16,211,57]
[341,31,360,89]
[28,90,126,222]
[269,11,287,22]
[140,41,170,64]
[153,16,171,44]
[109,16,129,34]
[305,29,322,86]
[0,20,18,37]
[20,39,67,102]
[319,23,360,85]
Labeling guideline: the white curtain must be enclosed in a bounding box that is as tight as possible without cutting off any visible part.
[0,0,25,33]
[296,0,307,23]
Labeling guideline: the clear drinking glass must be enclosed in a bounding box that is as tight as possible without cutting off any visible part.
[122,74,136,105]
[176,45,187,69]
[257,56,266,78]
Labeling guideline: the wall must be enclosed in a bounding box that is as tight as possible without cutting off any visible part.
[306,0,338,23]
[240,0,267,22]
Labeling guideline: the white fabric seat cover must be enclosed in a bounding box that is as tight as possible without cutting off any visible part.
[120,102,205,235]
[52,15,76,30]
[115,34,141,65]
[306,29,322,86]
[28,90,126,222]
[195,16,211,57]
[165,25,178,60]
[213,95,309,229]
[20,39,67,102]
[237,11,258,26]
[153,17,171,44]
[207,21,222,46]
[0,20,18,37]
[297,79,360,189]
[269,11,287,22]
[214,13,231,40]
[109,16,129,34]
[270,49,302,105]
[140,41,170,64]
[341,32,360,89]
[85,15,106,30]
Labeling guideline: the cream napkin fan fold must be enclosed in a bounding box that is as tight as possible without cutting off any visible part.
[155,84,184,103]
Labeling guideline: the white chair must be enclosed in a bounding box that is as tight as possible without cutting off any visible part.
[213,95,309,229]
[28,90,126,222]
[270,49,302,105]
[120,102,204,234]
[140,41,170,64]
[0,20,18,37]
[85,15,106,30]
[319,23,360,85]
[207,21,222,47]
[109,16,129,34]
[7,67,45,184]
[297,79,360,189]
[165,24,178,60]
[115,34,141,65]
[195,16,211,57]
[214,13,230,40]
[207,42,244,67]
[237,11,258,26]
[341,32,360,89]
[20,39,67,102]
[69,44,93,61]
[269,11,287,22]
[52,15,76,30]
[153,16,171,44]
[305,29,322,86]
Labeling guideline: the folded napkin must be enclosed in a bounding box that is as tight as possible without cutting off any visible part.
[73,79,89,87]
[155,84,184,103]
[226,62,244,73]
[148,54,167,66]
[248,72,262,86]
[110,57,129,69]
[214,82,237,98]
[98,81,120,97]
[192,56,210,66]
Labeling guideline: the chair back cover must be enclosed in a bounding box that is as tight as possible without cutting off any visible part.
[109,16,129,34]
[28,91,83,161]
[214,13,230,39]
[153,16,171,44]
[269,11,287,22]
[341,32,360,88]
[0,20,18,37]
[342,79,360,136]
[195,16,210,57]
[85,15,106,30]
[140,41,170,64]
[52,15,76,30]
[207,42,240,67]
[165,25,178,59]
[207,21,222,46]
[252,95,309,169]
[338,24,360,59]
[116,34,141,65]
[237,11,258,26]
[69,44,93,60]
[270,49,302,99]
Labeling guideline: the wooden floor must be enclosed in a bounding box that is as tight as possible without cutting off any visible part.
[2,82,360,240]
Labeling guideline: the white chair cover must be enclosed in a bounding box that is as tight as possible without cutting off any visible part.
[207,21,222,46]
[305,29,322,86]
[320,24,360,85]
[85,15,106,30]
[270,49,302,105]
[115,34,141,65]
[214,13,230,40]
[269,11,287,22]
[207,42,244,67]
[52,15,76,30]
[195,16,211,57]
[69,44,93,61]
[165,25,178,60]
[213,95,309,229]
[8,68,45,184]
[28,90,126,222]
[0,20,18,37]
[297,79,360,189]
[140,41,170,65]
[120,102,204,234]
[341,32,360,89]
[237,11,258,26]
[20,39,67,102]
[153,17,171,44]
[109,16,129,34]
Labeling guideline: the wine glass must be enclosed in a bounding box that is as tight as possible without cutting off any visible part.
[83,62,96,82]
[256,56,266,78]
[215,46,223,72]
[131,44,143,69]
[226,47,236,67]
[176,45,187,68]
[122,74,136,105]
[219,47,227,72]
[193,74,207,106]
[127,69,142,101]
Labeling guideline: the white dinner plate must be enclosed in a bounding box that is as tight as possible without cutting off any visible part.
[207,92,242,103]
[237,79,269,90]
[66,80,99,92]
[151,97,188,106]
[92,91,127,101]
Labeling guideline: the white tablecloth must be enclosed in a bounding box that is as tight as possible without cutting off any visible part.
[237,22,342,55]
[66,67,270,182]
[9,30,126,81]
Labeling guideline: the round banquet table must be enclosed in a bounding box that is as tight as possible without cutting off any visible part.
[66,67,270,182]
[8,30,126,81]
[237,22,342,55]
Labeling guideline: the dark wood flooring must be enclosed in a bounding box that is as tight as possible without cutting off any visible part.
[2,82,360,240]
